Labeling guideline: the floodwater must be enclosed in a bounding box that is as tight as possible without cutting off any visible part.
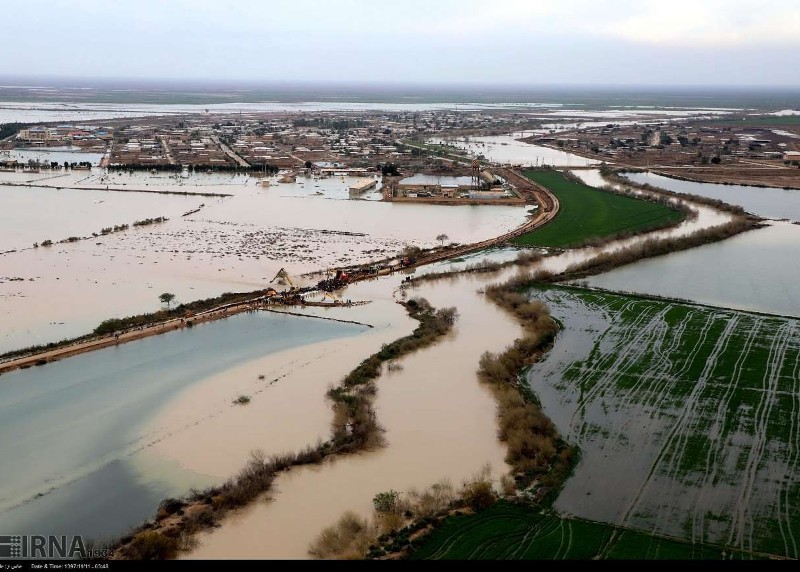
[575,169,800,317]
[0,311,368,539]
[6,148,105,166]
[0,184,201,252]
[587,222,800,318]
[0,169,527,354]
[623,171,800,222]
[0,101,570,125]
[183,183,737,559]
[526,287,800,557]
[2,128,775,556]
[146,287,414,480]
[0,148,741,554]
[428,135,598,167]
[185,272,516,559]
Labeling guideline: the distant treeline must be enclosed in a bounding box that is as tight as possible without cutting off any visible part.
[108,162,279,173]
[108,163,183,172]
[0,122,27,140]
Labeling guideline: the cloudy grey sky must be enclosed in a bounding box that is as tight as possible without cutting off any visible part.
[5,0,800,86]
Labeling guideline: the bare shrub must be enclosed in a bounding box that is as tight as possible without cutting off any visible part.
[386,361,404,372]
[460,465,497,510]
[407,480,456,518]
[308,512,376,560]
[126,531,180,560]
[500,474,516,496]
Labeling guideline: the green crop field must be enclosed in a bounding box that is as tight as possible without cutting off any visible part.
[411,502,753,560]
[514,170,684,247]
[524,286,800,558]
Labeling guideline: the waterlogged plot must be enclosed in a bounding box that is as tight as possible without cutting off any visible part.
[529,287,800,558]
[411,502,747,560]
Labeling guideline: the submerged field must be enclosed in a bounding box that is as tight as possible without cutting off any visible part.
[412,286,800,560]
[514,170,684,247]
[525,286,800,558]
[411,502,754,560]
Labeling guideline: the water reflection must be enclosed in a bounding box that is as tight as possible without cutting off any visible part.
[587,222,800,318]
[624,171,800,222]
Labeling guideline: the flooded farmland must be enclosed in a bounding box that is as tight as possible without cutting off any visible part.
[0,169,528,353]
[527,286,800,558]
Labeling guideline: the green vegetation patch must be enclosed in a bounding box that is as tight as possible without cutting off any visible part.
[514,170,684,247]
[411,502,753,560]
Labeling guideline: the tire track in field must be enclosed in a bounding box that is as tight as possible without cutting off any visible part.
[614,310,730,531]
[510,515,561,558]
[690,314,757,545]
[654,313,741,542]
[427,513,519,559]
[597,305,680,456]
[728,321,793,552]
[638,308,696,422]
[777,344,800,558]
[566,301,670,442]
[537,289,800,558]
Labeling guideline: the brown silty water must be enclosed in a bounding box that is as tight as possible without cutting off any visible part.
[183,273,517,559]
[179,184,738,559]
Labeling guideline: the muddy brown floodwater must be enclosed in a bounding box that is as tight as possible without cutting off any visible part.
[0,170,528,354]
[182,273,518,559]
[177,180,738,559]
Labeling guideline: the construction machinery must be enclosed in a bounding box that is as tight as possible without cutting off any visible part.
[270,267,296,289]
[316,269,350,292]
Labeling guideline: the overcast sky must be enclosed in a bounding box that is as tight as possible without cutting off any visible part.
[4,0,800,86]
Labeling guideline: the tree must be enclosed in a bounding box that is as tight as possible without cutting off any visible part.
[436,233,449,246]
[372,490,400,513]
[381,163,400,177]
[159,292,176,309]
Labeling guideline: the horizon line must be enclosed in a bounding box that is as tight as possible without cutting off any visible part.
[1,75,800,92]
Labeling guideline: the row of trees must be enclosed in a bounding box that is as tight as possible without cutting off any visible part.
[20,160,92,169]
[0,122,27,140]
